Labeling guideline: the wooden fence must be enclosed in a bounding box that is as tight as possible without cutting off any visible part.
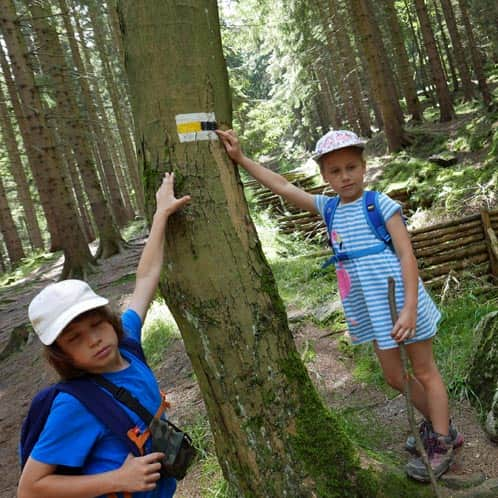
[244,175,498,290]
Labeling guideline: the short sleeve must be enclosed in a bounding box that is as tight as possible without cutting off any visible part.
[314,194,332,220]
[31,393,105,467]
[378,192,402,223]
[121,308,142,343]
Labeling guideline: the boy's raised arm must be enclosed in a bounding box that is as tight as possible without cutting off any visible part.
[128,172,190,321]
[217,129,317,214]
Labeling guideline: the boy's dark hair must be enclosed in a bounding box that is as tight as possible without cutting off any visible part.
[44,306,124,380]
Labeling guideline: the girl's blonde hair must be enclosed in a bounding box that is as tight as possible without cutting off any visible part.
[44,306,124,379]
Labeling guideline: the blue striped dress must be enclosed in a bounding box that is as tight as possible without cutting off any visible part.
[314,192,441,350]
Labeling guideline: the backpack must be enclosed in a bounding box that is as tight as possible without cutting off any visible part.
[20,337,147,472]
[322,190,395,268]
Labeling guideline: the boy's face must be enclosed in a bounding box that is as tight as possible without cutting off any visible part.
[320,146,366,203]
[56,311,124,374]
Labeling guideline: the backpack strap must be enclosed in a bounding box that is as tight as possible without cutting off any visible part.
[323,195,340,237]
[321,191,392,269]
[57,378,144,457]
[363,190,391,244]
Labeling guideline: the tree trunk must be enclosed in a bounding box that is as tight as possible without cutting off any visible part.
[28,0,124,259]
[455,0,493,108]
[327,0,371,136]
[0,175,25,265]
[382,0,422,121]
[59,0,130,227]
[314,0,358,133]
[0,75,43,250]
[413,0,455,121]
[402,0,434,101]
[438,0,474,100]
[86,0,144,216]
[1,0,95,278]
[348,0,408,151]
[117,1,388,495]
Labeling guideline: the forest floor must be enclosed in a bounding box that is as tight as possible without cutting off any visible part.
[0,237,497,498]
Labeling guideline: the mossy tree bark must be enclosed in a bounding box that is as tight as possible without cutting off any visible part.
[117,1,385,496]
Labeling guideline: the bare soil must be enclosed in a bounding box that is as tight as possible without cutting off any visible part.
[0,239,497,498]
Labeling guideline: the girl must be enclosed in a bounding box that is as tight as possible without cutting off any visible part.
[217,128,462,482]
[18,172,190,498]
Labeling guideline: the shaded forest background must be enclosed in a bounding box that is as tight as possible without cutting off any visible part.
[0,0,497,277]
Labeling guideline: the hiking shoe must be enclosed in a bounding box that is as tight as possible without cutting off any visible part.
[405,420,463,455]
[405,433,454,482]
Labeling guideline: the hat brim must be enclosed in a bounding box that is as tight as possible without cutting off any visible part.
[40,296,109,345]
[312,141,366,161]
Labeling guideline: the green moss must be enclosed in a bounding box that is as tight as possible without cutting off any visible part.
[281,352,377,497]
[281,352,432,497]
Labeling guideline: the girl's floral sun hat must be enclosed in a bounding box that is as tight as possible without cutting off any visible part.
[312,130,367,161]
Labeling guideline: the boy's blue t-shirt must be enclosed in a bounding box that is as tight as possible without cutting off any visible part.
[30,309,176,498]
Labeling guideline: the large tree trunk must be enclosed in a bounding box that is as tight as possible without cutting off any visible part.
[116,1,385,496]
[413,0,455,121]
[28,0,124,259]
[87,0,143,216]
[0,73,43,250]
[348,0,408,151]
[0,175,25,265]
[438,0,474,100]
[455,0,493,108]
[0,0,94,278]
[383,0,422,121]
[59,0,130,227]
[326,0,371,137]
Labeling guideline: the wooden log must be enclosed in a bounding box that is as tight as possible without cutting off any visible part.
[419,253,489,280]
[413,231,484,256]
[482,208,498,277]
[410,218,482,243]
[418,242,487,268]
[424,263,490,288]
[410,212,481,237]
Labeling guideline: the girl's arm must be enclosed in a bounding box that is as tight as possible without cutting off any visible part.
[386,212,419,343]
[128,172,190,321]
[18,453,164,498]
[217,129,317,213]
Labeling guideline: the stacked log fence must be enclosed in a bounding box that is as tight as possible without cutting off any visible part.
[244,176,498,290]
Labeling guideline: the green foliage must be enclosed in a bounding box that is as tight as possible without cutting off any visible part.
[434,285,498,402]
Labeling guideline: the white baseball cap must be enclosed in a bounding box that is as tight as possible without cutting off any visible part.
[313,130,366,161]
[28,279,109,345]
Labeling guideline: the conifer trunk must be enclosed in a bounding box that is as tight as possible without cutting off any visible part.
[117,1,378,495]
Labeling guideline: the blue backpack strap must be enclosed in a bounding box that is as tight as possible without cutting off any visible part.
[323,195,340,236]
[322,196,340,269]
[57,379,142,457]
[20,385,60,468]
[120,336,147,365]
[363,190,391,244]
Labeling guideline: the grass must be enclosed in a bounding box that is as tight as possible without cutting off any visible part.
[142,298,181,368]
[0,250,59,287]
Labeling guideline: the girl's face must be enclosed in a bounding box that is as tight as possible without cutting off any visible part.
[320,147,366,203]
[56,312,126,374]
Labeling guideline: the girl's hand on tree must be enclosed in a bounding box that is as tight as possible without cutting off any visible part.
[391,306,417,343]
[216,129,245,163]
[115,453,164,492]
[155,172,191,217]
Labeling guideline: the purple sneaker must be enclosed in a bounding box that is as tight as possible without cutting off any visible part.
[405,420,463,455]
[405,432,454,481]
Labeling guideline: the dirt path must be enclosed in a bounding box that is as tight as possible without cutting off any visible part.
[1,241,497,498]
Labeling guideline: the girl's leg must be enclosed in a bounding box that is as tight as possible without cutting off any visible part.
[406,339,449,436]
[373,341,430,418]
